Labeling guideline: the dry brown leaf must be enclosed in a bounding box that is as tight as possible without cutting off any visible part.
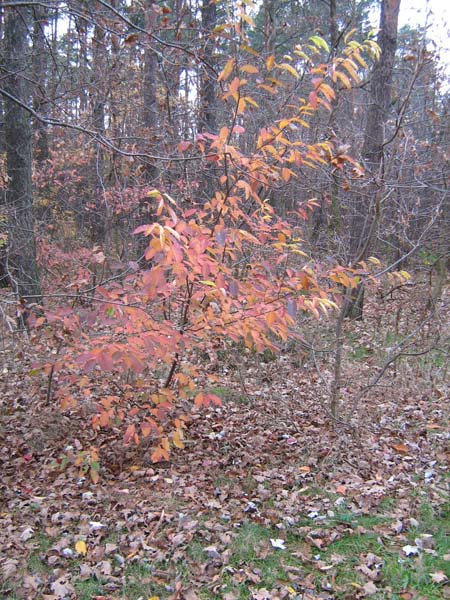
[362,581,378,596]
[430,571,448,584]
[50,576,75,598]
[1,558,18,579]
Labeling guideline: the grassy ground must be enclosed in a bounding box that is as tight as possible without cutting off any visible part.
[2,493,448,599]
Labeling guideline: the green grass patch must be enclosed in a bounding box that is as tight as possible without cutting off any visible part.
[121,562,167,599]
[349,344,373,361]
[74,576,108,600]
[316,500,450,599]
[207,385,249,405]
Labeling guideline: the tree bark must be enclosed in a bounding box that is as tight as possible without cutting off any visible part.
[90,6,108,242]
[142,0,159,183]
[346,0,401,319]
[32,4,49,163]
[198,0,217,134]
[3,1,42,319]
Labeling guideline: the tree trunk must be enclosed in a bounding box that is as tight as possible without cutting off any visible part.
[32,5,49,163]
[142,0,160,183]
[3,2,42,321]
[0,8,5,153]
[198,0,218,134]
[198,0,218,203]
[346,0,401,319]
[90,10,108,243]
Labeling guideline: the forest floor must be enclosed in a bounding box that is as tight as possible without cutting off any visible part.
[0,282,449,600]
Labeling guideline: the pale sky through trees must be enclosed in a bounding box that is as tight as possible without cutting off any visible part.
[398,0,450,72]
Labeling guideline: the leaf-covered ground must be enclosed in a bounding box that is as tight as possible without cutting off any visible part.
[1,285,449,599]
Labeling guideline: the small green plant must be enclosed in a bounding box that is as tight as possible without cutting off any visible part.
[419,249,439,266]
[207,386,236,402]
[349,344,372,361]
[55,446,100,483]
[207,386,249,405]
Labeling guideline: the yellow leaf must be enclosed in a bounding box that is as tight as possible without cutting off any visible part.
[237,97,246,114]
[341,59,360,82]
[266,55,275,71]
[244,96,259,108]
[281,167,293,182]
[294,48,310,61]
[194,392,204,408]
[241,43,259,57]
[278,62,299,78]
[75,540,87,556]
[218,57,235,82]
[399,270,411,281]
[146,189,162,198]
[309,35,329,53]
[344,28,357,45]
[213,24,228,33]
[240,64,258,74]
[319,83,336,102]
[241,13,256,28]
[353,51,368,69]
[141,423,152,438]
[333,69,351,89]
[173,429,185,450]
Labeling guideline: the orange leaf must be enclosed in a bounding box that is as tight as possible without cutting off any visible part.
[90,468,99,484]
[392,443,409,454]
[124,33,139,46]
[178,140,192,153]
[266,312,276,327]
[281,167,292,182]
[141,423,152,438]
[194,392,204,408]
[123,424,135,445]
[237,98,246,114]
[206,393,222,407]
[151,444,170,463]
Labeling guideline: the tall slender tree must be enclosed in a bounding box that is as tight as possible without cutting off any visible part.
[142,0,160,183]
[198,0,218,134]
[345,0,401,318]
[32,4,49,163]
[3,1,42,321]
